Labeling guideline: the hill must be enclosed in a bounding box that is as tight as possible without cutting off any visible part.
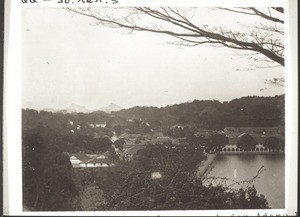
[98,103,124,113]
[112,95,284,129]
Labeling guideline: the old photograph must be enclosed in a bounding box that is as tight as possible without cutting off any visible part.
[21,6,286,212]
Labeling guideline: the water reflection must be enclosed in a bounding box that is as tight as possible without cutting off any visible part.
[206,154,285,208]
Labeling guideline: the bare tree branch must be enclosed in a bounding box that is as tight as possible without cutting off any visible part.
[250,7,284,24]
[67,7,284,67]
[203,165,266,190]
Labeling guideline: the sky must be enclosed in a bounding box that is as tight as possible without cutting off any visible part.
[22,7,284,110]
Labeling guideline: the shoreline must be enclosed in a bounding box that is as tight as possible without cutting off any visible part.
[197,153,218,179]
[217,151,284,155]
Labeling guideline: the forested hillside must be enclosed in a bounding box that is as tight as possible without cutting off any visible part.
[113,95,284,129]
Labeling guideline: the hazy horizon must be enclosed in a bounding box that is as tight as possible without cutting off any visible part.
[22,7,284,111]
[23,93,284,112]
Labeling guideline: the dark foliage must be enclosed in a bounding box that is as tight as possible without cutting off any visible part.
[264,136,284,150]
[22,128,78,210]
[22,112,116,210]
[208,133,229,151]
[237,134,258,151]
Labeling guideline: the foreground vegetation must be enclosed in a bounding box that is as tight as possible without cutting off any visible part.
[23,140,269,210]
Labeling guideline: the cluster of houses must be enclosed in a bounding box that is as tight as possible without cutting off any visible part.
[70,147,145,167]
[68,121,107,134]
[89,121,107,128]
[68,126,284,167]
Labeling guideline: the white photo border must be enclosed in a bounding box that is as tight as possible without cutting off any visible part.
[3,0,298,216]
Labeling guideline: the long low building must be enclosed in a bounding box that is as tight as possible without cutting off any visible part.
[79,158,115,168]
[208,143,284,154]
[220,144,284,153]
[70,151,115,168]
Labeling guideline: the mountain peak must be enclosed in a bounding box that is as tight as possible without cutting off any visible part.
[99,103,123,113]
[65,104,91,113]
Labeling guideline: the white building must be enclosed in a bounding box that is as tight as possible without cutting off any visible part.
[70,151,116,168]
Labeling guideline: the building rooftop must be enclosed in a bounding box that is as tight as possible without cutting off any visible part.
[73,151,91,162]
[228,134,283,145]
[86,158,113,164]
[124,145,147,155]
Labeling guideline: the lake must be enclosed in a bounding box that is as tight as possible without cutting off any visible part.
[206,154,285,209]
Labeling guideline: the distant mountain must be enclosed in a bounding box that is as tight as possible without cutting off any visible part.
[39,103,123,114]
[63,104,92,113]
[99,103,124,113]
